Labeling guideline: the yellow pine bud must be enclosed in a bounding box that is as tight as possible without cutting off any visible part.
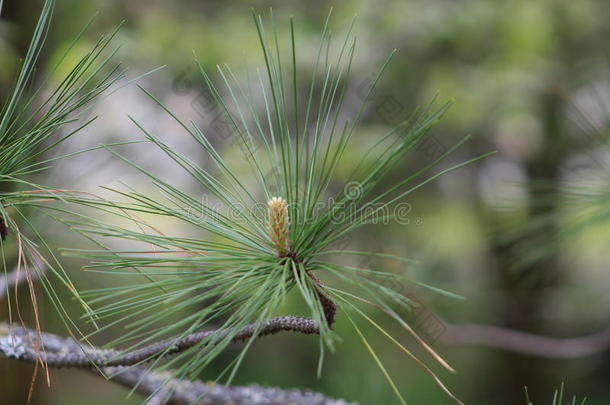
[267,196,289,255]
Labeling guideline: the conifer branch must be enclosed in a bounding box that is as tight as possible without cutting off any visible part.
[0,323,354,405]
[0,317,319,368]
[108,365,357,405]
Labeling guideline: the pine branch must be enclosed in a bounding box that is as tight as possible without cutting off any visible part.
[108,366,356,405]
[0,323,354,405]
[0,316,319,368]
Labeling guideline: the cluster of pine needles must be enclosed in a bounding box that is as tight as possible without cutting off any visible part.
[0,0,154,393]
[0,0,126,339]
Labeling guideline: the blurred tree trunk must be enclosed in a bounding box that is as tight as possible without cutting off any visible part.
[486,4,590,403]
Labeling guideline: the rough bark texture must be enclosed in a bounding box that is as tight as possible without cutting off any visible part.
[0,322,356,405]
[0,316,318,368]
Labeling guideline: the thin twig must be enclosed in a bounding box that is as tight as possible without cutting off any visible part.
[307,270,337,327]
[0,263,47,300]
[0,322,355,405]
[442,322,610,359]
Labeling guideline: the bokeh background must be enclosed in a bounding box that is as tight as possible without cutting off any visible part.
[1,0,610,404]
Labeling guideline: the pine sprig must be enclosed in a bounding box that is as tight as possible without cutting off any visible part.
[0,0,125,335]
[44,10,490,403]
